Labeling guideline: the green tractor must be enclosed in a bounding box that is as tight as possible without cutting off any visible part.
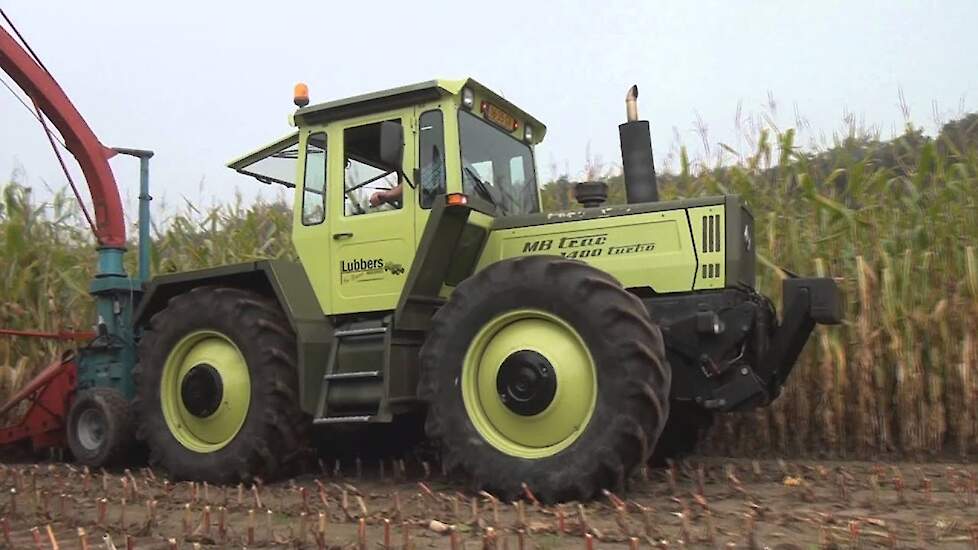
[128,79,839,502]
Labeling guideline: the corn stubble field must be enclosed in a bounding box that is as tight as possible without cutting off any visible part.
[0,458,976,549]
[1,112,977,547]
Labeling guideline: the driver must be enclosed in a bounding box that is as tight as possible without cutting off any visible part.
[369,182,402,207]
[369,150,446,207]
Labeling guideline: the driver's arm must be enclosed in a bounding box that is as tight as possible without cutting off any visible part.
[369,183,403,207]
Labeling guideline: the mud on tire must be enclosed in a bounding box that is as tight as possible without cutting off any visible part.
[419,255,671,503]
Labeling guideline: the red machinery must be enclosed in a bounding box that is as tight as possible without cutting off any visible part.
[0,357,77,451]
[0,13,126,247]
[0,330,92,451]
[0,10,134,453]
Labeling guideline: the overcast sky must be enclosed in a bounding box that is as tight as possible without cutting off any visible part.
[2,1,976,218]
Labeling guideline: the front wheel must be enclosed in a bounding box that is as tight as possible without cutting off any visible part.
[419,256,670,503]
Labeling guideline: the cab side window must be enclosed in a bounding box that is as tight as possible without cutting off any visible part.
[419,110,446,208]
[343,120,402,216]
[301,132,327,225]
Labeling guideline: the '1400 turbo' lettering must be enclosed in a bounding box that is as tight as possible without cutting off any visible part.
[521,233,655,259]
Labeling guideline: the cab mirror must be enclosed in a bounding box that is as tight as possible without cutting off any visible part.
[379,121,404,169]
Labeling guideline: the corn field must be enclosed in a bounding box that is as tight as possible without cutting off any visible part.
[715,117,978,460]
[0,187,296,406]
[2,113,977,458]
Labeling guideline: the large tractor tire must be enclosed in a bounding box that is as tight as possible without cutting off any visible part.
[134,286,308,483]
[66,388,133,467]
[419,256,670,503]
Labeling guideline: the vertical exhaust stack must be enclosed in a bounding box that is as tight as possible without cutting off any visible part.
[619,85,659,204]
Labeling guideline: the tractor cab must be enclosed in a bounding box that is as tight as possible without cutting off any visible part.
[228,78,547,315]
[230,78,546,213]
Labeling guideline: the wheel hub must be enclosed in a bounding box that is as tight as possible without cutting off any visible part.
[161,330,251,452]
[461,309,597,458]
[180,363,224,418]
[496,350,557,416]
[76,408,106,451]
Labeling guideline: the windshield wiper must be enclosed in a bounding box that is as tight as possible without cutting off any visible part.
[463,167,498,209]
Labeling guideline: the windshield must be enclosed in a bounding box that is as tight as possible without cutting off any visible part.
[458,111,539,215]
[228,132,301,188]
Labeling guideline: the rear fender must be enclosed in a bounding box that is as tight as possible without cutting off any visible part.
[135,260,332,415]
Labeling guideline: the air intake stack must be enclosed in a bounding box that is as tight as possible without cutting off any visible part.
[619,85,659,204]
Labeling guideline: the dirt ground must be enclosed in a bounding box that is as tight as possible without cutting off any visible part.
[0,457,975,549]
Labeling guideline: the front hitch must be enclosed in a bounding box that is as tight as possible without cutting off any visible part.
[761,277,843,395]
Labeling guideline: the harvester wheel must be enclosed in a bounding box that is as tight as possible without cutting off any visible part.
[66,388,133,467]
[419,255,670,503]
[134,286,308,483]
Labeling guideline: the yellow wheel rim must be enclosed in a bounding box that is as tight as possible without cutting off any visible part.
[461,309,597,459]
[161,330,251,452]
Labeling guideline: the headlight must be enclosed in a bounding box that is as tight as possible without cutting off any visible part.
[461,88,475,109]
[523,124,533,142]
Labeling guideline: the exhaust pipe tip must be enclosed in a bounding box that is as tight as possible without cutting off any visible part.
[619,84,658,204]
[625,84,639,122]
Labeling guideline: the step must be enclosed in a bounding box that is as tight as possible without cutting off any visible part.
[312,415,372,425]
[334,327,387,338]
[322,370,381,381]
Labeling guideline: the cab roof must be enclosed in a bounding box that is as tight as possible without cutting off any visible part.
[292,77,546,140]
[228,78,546,188]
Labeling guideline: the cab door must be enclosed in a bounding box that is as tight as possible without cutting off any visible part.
[413,104,450,244]
[327,112,417,315]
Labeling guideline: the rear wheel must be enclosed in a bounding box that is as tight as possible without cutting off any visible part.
[420,256,670,503]
[134,286,308,483]
[66,388,132,467]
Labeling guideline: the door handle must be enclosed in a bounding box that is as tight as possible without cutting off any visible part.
[333,232,354,240]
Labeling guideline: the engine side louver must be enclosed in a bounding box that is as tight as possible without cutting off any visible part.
[700,214,723,279]
[701,214,722,253]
